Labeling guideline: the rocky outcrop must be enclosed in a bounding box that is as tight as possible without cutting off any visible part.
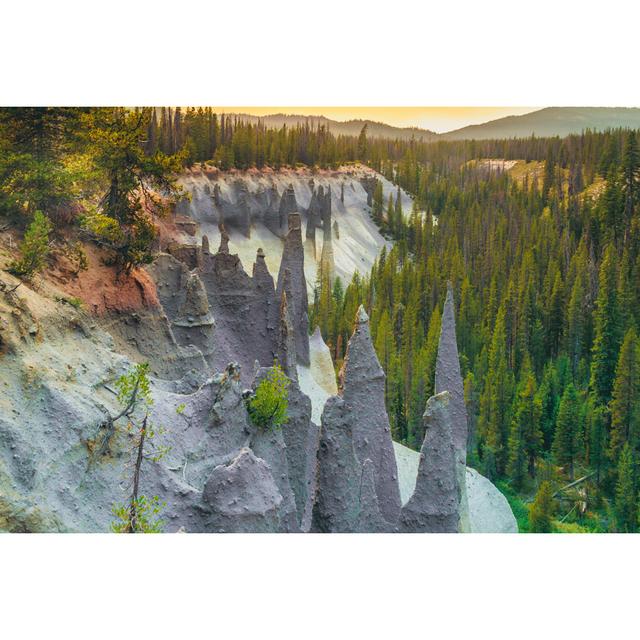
[199,236,276,381]
[202,448,283,533]
[435,283,470,532]
[338,306,402,523]
[249,421,298,532]
[234,181,251,238]
[397,392,459,533]
[319,192,335,281]
[277,289,297,378]
[276,214,310,366]
[313,306,401,531]
[166,241,203,270]
[360,176,378,207]
[312,394,389,533]
[148,254,215,364]
[277,184,298,235]
[252,247,278,359]
[282,379,318,531]
[312,394,364,532]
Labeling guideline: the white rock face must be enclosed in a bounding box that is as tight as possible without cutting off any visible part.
[177,166,411,295]
[297,328,337,424]
[393,441,518,533]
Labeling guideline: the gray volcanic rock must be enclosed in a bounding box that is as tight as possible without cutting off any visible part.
[312,395,362,532]
[275,214,310,366]
[360,176,377,207]
[176,273,210,324]
[277,288,297,378]
[356,459,390,533]
[312,394,388,533]
[148,254,215,364]
[319,187,335,280]
[280,373,318,531]
[148,253,191,321]
[234,182,252,238]
[207,363,253,459]
[202,448,283,533]
[252,247,278,364]
[277,184,298,235]
[250,366,300,532]
[262,186,283,236]
[250,425,299,532]
[166,242,203,270]
[100,307,206,383]
[398,391,459,533]
[338,305,401,523]
[434,283,470,532]
[199,237,276,382]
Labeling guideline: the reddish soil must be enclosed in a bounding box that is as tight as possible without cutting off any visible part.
[48,242,160,315]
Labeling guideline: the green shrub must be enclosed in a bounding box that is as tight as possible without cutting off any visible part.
[111,495,165,533]
[9,210,52,277]
[247,365,290,430]
[529,481,556,533]
[495,479,529,532]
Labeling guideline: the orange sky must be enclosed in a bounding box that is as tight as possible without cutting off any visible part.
[211,107,538,133]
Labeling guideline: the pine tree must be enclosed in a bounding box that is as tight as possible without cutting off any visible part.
[621,130,639,239]
[536,362,560,451]
[590,244,621,405]
[614,443,636,532]
[357,123,368,162]
[394,187,403,233]
[609,327,640,458]
[507,366,542,488]
[368,180,382,226]
[386,193,394,233]
[552,383,581,479]
[479,306,514,475]
[586,400,608,484]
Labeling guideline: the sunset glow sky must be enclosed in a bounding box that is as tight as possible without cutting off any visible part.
[211,107,539,133]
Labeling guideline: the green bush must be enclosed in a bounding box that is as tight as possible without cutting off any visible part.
[529,481,556,533]
[111,495,165,533]
[9,210,52,277]
[247,365,290,430]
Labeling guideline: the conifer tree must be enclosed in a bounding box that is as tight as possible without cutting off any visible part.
[590,244,621,405]
[507,365,542,487]
[621,130,639,238]
[479,306,514,475]
[357,123,368,162]
[386,193,394,233]
[529,481,555,533]
[609,327,640,459]
[552,383,581,479]
[372,180,384,226]
[614,443,636,532]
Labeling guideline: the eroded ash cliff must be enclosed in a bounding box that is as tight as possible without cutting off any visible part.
[0,168,516,533]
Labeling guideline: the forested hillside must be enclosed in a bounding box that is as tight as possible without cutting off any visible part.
[310,127,640,532]
[2,107,640,532]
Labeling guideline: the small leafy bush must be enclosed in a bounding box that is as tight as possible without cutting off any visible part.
[247,364,290,430]
[111,495,165,533]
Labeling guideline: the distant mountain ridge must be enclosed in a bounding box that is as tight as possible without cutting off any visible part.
[441,107,640,140]
[217,107,640,142]
[220,112,439,141]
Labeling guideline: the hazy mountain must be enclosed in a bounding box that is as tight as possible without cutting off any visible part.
[441,107,640,140]
[222,112,438,141]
